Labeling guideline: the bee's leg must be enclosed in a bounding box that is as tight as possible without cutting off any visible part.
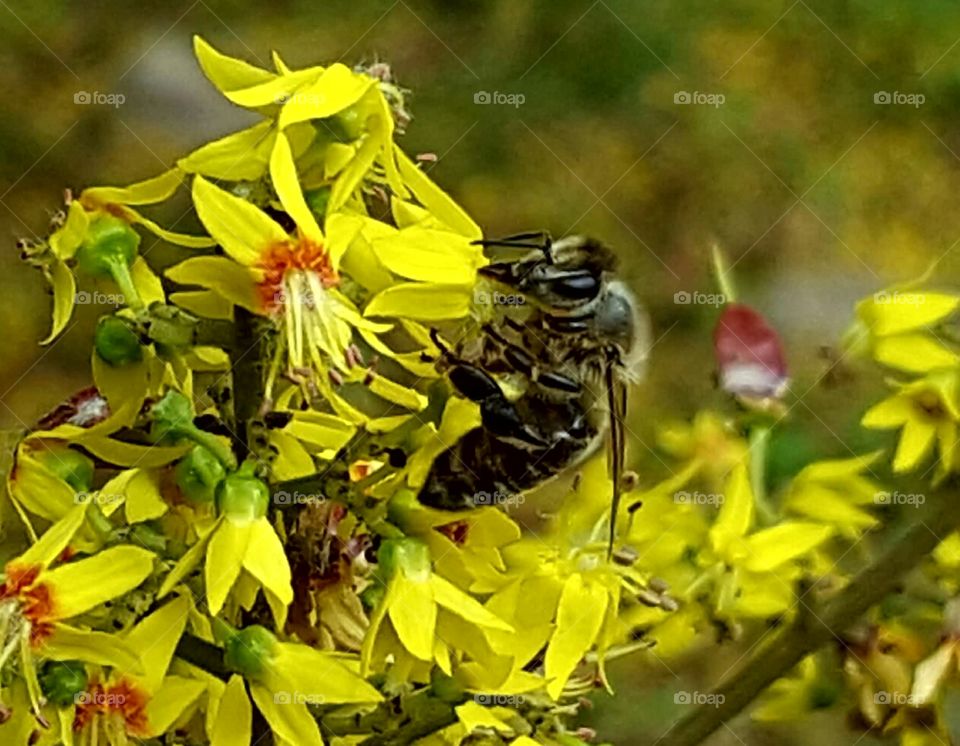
[447,363,548,447]
[472,230,553,257]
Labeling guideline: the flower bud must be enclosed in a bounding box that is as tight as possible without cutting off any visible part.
[35,446,95,493]
[149,391,195,443]
[216,463,269,521]
[378,537,431,581]
[223,625,277,679]
[94,316,143,366]
[39,660,88,707]
[74,215,140,278]
[175,445,226,504]
[713,303,789,402]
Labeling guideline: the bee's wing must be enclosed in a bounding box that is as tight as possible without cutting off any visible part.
[605,357,628,558]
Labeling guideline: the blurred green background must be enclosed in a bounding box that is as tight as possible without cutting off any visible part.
[3,0,960,742]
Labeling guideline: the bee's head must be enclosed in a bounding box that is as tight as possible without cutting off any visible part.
[478,235,618,311]
[594,280,649,382]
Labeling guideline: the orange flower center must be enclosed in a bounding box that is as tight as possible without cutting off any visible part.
[257,239,338,313]
[21,583,56,644]
[73,679,150,736]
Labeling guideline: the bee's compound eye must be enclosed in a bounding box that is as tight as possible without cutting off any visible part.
[545,271,600,300]
[448,365,502,402]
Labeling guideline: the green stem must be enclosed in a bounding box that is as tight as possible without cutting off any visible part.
[107,258,144,311]
[188,430,238,473]
[748,424,775,525]
[711,243,737,303]
[658,479,960,746]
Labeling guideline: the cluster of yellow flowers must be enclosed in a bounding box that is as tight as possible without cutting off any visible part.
[9,34,960,746]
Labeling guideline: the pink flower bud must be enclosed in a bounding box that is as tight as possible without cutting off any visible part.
[713,303,788,400]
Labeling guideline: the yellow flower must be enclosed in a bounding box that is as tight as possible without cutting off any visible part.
[844,287,960,373]
[862,369,960,475]
[699,463,833,621]
[360,538,513,684]
[70,596,205,741]
[209,626,382,746]
[0,504,155,714]
[158,466,293,630]
[657,411,749,489]
[38,168,213,344]
[782,451,884,539]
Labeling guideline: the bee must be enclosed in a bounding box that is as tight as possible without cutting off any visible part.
[418,232,649,554]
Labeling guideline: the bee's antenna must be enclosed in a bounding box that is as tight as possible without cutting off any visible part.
[472,231,554,262]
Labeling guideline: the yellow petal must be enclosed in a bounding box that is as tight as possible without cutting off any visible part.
[407,397,482,488]
[388,574,436,661]
[43,545,155,619]
[430,574,513,631]
[40,623,142,672]
[166,255,261,313]
[193,35,274,93]
[874,333,960,373]
[242,518,293,623]
[893,418,937,473]
[455,701,513,734]
[224,67,326,108]
[544,574,608,699]
[128,210,216,248]
[270,133,322,242]
[250,683,324,746]
[143,675,206,737]
[911,642,957,704]
[159,521,218,599]
[9,449,79,523]
[328,129,381,213]
[179,120,276,182]
[121,468,169,524]
[859,292,960,336]
[363,373,428,411]
[272,642,383,704]
[285,411,357,450]
[370,227,482,285]
[49,201,89,260]
[170,289,235,320]
[41,259,76,345]
[15,503,87,569]
[82,168,184,207]
[206,520,252,615]
[278,64,374,128]
[211,675,252,746]
[192,175,287,266]
[364,283,473,321]
[79,437,188,468]
[395,146,481,239]
[325,212,364,269]
[709,462,754,557]
[743,523,834,572]
[130,256,166,306]
[126,596,190,693]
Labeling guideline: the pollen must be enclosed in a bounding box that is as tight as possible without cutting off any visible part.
[257,239,339,313]
[20,583,56,644]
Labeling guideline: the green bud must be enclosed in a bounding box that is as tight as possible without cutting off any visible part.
[223,625,277,679]
[94,316,143,366]
[216,464,269,521]
[175,445,226,504]
[38,661,88,707]
[75,215,140,278]
[36,447,94,493]
[149,391,195,443]
[378,537,431,581]
[360,584,385,611]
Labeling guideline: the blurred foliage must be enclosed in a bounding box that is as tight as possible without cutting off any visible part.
[4,0,960,743]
